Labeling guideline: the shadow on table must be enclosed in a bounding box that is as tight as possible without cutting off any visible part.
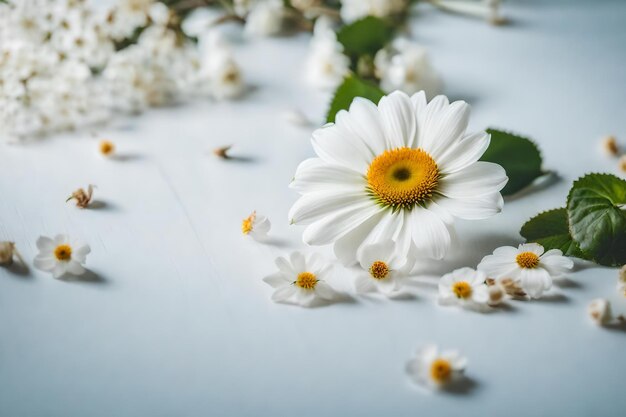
[1,260,31,278]
[58,269,108,285]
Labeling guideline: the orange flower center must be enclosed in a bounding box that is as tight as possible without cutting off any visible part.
[452,281,472,299]
[369,261,390,279]
[295,272,317,290]
[366,147,439,209]
[430,358,452,384]
[516,251,539,269]
[54,244,72,261]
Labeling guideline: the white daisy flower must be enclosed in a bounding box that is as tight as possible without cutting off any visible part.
[33,235,91,278]
[354,240,413,296]
[242,211,271,241]
[438,267,489,310]
[263,251,336,307]
[289,91,508,265]
[406,344,467,389]
[477,243,574,299]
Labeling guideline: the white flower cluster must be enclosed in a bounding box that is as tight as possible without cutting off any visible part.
[340,0,409,23]
[0,0,244,141]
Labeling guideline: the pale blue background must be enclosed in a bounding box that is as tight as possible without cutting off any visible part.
[1,1,625,416]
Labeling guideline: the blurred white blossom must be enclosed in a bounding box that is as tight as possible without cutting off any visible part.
[305,17,350,90]
[375,38,442,98]
[340,0,408,23]
[244,0,284,37]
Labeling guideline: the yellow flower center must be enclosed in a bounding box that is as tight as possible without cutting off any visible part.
[369,260,389,279]
[452,281,472,299]
[366,147,439,209]
[241,211,256,235]
[99,140,115,156]
[54,244,72,261]
[295,272,318,290]
[516,251,540,269]
[430,358,452,384]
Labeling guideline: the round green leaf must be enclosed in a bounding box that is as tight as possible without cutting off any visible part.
[566,173,626,267]
[481,129,544,196]
[326,75,385,123]
[520,208,585,258]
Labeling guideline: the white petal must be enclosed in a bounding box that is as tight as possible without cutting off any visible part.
[354,274,375,294]
[302,200,382,245]
[407,207,452,260]
[471,284,490,304]
[493,246,519,257]
[339,97,386,156]
[540,252,574,276]
[520,268,552,298]
[435,192,503,220]
[518,243,544,256]
[291,158,365,193]
[54,234,69,245]
[290,252,306,273]
[410,91,427,121]
[295,288,316,306]
[358,240,395,269]
[312,124,371,173]
[439,162,508,198]
[378,91,416,149]
[477,254,518,278]
[289,190,369,225]
[275,256,294,276]
[375,276,396,295]
[36,236,55,252]
[263,272,290,288]
[333,212,385,266]
[419,98,469,159]
[416,95,449,149]
[272,285,297,302]
[72,244,91,263]
[33,256,55,271]
[52,263,67,278]
[66,261,85,275]
[437,131,490,174]
[315,281,336,300]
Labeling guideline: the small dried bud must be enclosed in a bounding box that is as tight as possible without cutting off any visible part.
[67,185,94,208]
[499,277,526,298]
[588,298,612,326]
[213,145,232,159]
[485,278,496,286]
[99,140,115,156]
[620,265,626,283]
[619,155,626,173]
[487,285,505,306]
[0,241,16,265]
[602,135,619,156]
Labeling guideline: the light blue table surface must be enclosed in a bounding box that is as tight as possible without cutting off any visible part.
[1,1,625,416]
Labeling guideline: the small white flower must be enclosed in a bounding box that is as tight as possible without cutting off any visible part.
[354,240,413,296]
[305,17,350,90]
[374,38,442,98]
[33,235,91,278]
[340,0,409,23]
[244,0,284,37]
[588,299,613,326]
[439,267,489,310]
[198,32,245,100]
[406,344,467,389]
[478,243,574,299]
[263,251,336,307]
[241,211,271,240]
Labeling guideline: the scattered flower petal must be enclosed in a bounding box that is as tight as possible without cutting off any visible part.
[99,140,115,157]
[602,135,619,156]
[213,145,233,159]
[67,185,95,208]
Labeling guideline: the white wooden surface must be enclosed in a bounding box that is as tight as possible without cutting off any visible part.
[1,2,625,416]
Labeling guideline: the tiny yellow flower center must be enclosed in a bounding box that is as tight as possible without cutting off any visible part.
[295,271,318,290]
[369,260,389,279]
[241,211,256,235]
[366,147,439,209]
[99,140,115,156]
[452,281,472,299]
[516,251,540,269]
[54,244,72,261]
[430,358,452,384]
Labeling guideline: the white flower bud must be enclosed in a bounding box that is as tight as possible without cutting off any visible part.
[588,299,612,326]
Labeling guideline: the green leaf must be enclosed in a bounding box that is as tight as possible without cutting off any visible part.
[336,16,393,62]
[480,129,544,196]
[520,208,586,258]
[566,173,626,267]
[326,75,385,123]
